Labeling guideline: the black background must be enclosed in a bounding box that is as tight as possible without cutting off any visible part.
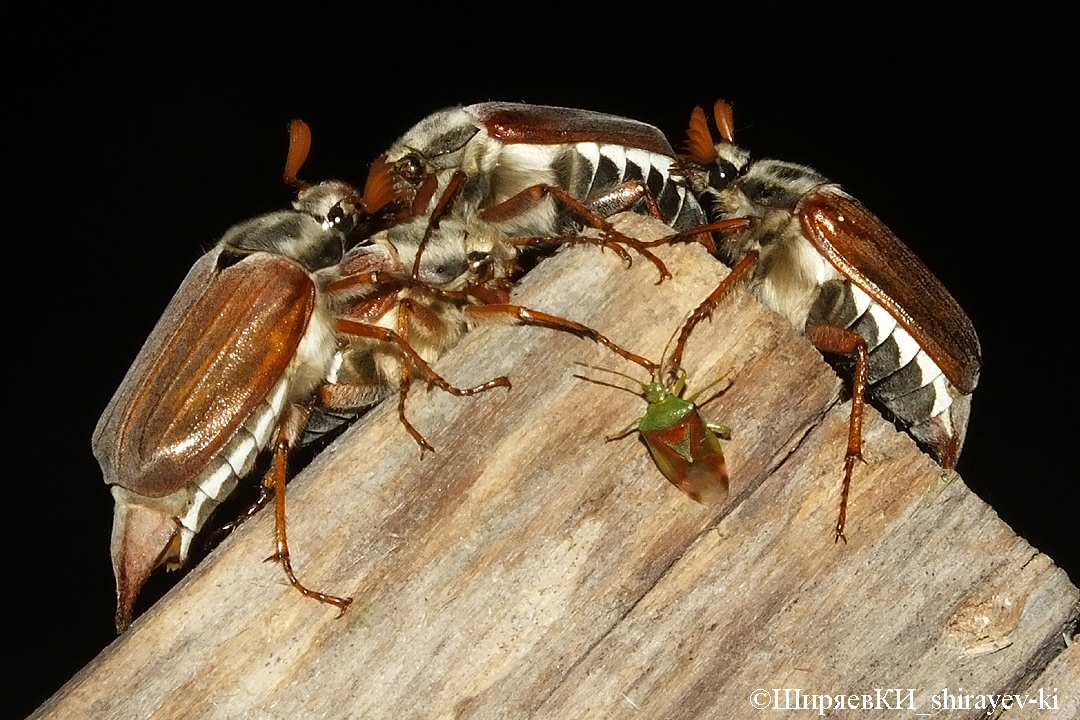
[6,7,1074,718]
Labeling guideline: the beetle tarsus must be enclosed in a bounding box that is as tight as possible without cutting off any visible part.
[397,388,437,456]
[266,550,354,613]
[267,434,352,614]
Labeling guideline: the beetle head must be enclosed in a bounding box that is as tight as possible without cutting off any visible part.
[363,106,482,221]
[674,101,751,206]
[378,217,516,292]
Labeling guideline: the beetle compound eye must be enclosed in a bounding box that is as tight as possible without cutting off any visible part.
[396,154,425,185]
[327,205,356,236]
[467,251,494,280]
[709,161,739,190]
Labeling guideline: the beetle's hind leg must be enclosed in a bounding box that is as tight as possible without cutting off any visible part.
[805,324,870,543]
[263,416,353,615]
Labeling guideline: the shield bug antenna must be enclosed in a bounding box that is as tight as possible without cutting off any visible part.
[672,100,982,541]
[574,271,743,505]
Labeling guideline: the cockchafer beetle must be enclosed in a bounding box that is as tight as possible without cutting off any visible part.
[669,100,982,540]
[338,102,724,432]
[93,129,516,631]
[359,101,710,281]
[95,119,676,630]
[284,121,661,454]
[305,214,661,455]
[574,257,747,505]
[302,102,728,440]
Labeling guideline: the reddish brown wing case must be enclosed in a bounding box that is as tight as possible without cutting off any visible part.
[471,102,676,155]
[93,250,317,497]
[799,187,981,393]
[643,412,729,505]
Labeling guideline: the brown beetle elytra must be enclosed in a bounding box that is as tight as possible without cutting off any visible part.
[93,157,513,631]
[93,108,697,630]
[672,101,981,539]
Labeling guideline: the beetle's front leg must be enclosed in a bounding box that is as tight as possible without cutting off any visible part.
[635,217,754,255]
[467,303,658,373]
[663,252,759,386]
[412,171,468,281]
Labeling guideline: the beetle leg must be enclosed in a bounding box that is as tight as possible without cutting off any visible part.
[208,483,275,546]
[466,304,658,373]
[480,184,672,282]
[335,320,510,396]
[510,234,635,267]
[335,318,511,454]
[664,251,759,385]
[412,171,468,281]
[318,381,389,410]
[584,180,663,220]
[394,299,431,455]
[264,421,353,614]
[804,324,870,544]
[319,377,428,450]
[636,217,754,255]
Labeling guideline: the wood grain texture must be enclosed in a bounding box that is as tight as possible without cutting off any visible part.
[35,217,1077,719]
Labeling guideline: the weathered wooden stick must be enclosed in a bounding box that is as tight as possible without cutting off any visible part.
[34,218,1077,719]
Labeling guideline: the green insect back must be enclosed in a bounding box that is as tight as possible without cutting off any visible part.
[637,380,697,435]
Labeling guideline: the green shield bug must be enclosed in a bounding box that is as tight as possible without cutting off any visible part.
[576,264,746,504]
